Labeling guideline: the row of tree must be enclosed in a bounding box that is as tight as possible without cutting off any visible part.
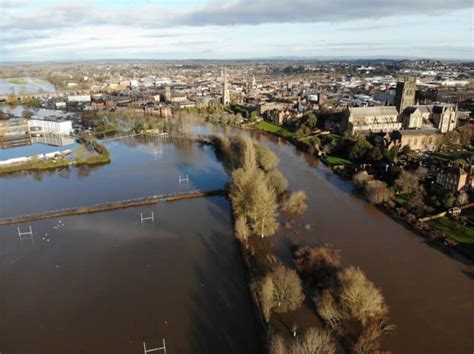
[212,135,317,352]
[292,244,394,353]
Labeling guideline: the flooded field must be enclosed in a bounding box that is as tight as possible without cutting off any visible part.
[0,137,228,217]
[0,198,262,353]
[0,137,261,354]
[0,78,56,96]
[1,130,473,354]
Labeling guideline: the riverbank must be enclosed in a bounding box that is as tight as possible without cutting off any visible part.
[249,121,473,262]
[209,134,394,353]
[0,141,111,176]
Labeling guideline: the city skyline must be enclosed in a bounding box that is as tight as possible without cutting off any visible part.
[0,0,473,62]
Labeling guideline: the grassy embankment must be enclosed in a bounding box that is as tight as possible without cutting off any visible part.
[428,208,474,244]
[0,142,110,175]
[430,150,474,162]
[255,121,296,139]
[254,121,352,168]
[8,78,28,85]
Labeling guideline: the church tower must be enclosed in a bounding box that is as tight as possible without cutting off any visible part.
[164,85,171,102]
[394,75,416,113]
[222,66,230,105]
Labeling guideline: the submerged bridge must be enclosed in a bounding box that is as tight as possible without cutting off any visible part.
[0,189,226,226]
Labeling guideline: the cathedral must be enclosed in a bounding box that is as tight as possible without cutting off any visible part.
[343,75,458,150]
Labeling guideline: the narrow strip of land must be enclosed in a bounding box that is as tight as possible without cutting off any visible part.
[0,189,226,225]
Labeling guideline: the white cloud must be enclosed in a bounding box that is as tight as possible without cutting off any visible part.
[0,0,472,61]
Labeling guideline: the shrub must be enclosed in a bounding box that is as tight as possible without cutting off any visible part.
[394,170,420,195]
[293,244,341,289]
[365,180,393,205]
[352,171,369,190]
[282,190,308,215]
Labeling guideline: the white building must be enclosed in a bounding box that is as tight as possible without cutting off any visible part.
[67,95,91,103]
[28,119,73,136]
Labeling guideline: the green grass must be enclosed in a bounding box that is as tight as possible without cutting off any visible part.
[429,217,474,244]
[395,197,407,206]
[255,121,295,139]
[431,150,474,162]
[325,156,352,166]
[8,78,27,85]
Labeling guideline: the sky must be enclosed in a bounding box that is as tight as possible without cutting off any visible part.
[0,0,473,62]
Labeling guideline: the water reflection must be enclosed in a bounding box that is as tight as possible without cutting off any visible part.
[0,137,228,218]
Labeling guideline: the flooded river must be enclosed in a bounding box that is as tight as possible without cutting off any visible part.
[0,137,261,354]
[0,130,473,353]
[248,131,474,354]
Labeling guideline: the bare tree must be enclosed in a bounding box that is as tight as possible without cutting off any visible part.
[271,266,304,313]
[266,169,288,197]
[353,322,383,354]
[248,178,279,238]
[290,328,336,354]
[365,180,393,205]
[394,170,419,195]
[255,143,280,172]
[338,267,388,325]
[234,215,250,246]
[260,276,275,323]
[352,171,370,190]
[315,290,343,331]
[269,334,287,354]
[293,244,341,289]
[230,168,264,219]
[282,190,308,215]
[455,190,469,206]
[232,135,257,170]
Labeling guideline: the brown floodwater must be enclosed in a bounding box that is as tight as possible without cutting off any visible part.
[248,131,474,354]
[0,138,262,354]
[1,130,473,354]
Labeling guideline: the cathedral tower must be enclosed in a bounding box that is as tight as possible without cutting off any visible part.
[394,75,416,113]
[222,66,230,105]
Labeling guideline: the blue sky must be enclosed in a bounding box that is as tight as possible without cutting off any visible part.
[0,0,472,62]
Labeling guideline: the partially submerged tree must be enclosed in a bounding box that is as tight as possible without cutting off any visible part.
[266,169,288,197]
[270,266,305,313]
[282,190,308,215]
[255,143,279,172]
[337,267,388,326]
[248,178,279,238]
[232,135,257,170]
[259,276,275,323]
[234,215,250,245]
[270,328,336,354]
[290,328,336,354]
[293,244,341,289]
[269,334,287,354]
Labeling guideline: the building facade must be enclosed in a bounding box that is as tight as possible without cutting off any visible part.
[0,118,30,148]
[28,118,73,136]
[395,75,416,112]
[346,106,402,134]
